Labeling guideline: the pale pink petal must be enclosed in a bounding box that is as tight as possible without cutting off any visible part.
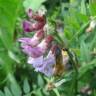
[27,56,43,68]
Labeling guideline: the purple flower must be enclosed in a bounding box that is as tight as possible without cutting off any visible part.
[19,35,53,58]
[27,9,33,18]
[23,20,33,32]
[22,45,45,58]
[23,9,46,32]
[28,56,43,67]
[23,20,45,32]
[37,50,56,77]
[18,8,56,77]
[18,29,44,47]
[27,49,56,77]
[18,37,32,44]
[27,9,45,22]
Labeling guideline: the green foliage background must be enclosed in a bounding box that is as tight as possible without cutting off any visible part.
[0,0,96,96]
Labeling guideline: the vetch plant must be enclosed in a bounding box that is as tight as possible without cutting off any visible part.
[23,9,46,32]
[18,8,71,78]
[1,0,96,96]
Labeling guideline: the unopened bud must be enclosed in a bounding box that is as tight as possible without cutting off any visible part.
[27,8,45,22]
[32,21,45,31]
[45,35,53,44]
[23,20,45,32]
[23,20,33,32]
[86,20,96,32]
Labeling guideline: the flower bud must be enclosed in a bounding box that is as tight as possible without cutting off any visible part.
[31,21,45,31]
[27,8,33,18]
[23,20,45,32]
[38,35,53,53]
[86,20,96,32]
[27,9,45,22]
[46,82,55,90]
[35,29,44,38]
[23,20,33,32]
[45,35,54,44]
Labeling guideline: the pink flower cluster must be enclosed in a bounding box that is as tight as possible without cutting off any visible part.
[23,9,46,32]
[18,9,56,77]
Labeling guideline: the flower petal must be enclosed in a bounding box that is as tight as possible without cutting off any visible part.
[27,9,45,22]
[21,45,45,58]
[23,20,33,32]
[27,56,43,68]
[18,29,44,47]
[23,20,45,32]
[18,37,31,44]
[35,50,56,77]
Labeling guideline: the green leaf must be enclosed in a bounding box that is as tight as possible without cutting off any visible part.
[0,0,21,49]
[80,41,91,63]
[76,12,89,23]
[0,51,14,79]
[4,87,12,96]
[53,89,60,96]
[23,0,46,11]
[8,50,21,64]
[32,88,43,96]
[23,78,30,94]
[10,83,22,96]
[37,75,44,87]
[68,21,89,45]
[80,0,86,15]
[0,0,22,84]
[79,59,96,78]
[89,3,96,16]
[0,91,5,96]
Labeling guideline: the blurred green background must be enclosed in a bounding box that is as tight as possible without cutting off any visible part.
[0,0,96,96]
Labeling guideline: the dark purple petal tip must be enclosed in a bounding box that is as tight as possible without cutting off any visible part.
[23,20,32,32]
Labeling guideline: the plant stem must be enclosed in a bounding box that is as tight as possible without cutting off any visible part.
[67,49,78,95]
[54,33,66,48]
